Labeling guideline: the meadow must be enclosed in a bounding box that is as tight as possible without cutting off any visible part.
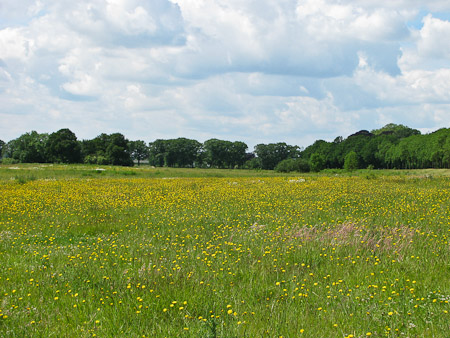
[1,165,450,337]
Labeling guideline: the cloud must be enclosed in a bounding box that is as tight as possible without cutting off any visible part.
[417,15,450,59]
[59,0,185,47]
[1,0,450,149]
[171,0,409,78]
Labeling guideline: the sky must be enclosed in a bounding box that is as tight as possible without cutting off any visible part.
[1,0,450,150]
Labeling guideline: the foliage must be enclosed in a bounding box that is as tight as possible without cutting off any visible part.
[275,158,310,173]
[0,139,4,159]
[106,133,133,166]
[203,139,248,168]
[309,153,325,172]
[7,131,49,163]
[46,128,81,163]
[299,124,450,171]
[243,157,262,170]
[81,133,133,166]
[254,142,300,170]
[5,123,450,171]
[149,138,202,167]
[128,140,149,166]
[371,123,420,138]
[0,157,18,164]
[148,139,167,167]
[344,150,359,171]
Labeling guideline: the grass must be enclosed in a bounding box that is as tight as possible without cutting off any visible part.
[0,163,297,181]
[1,165,450,337]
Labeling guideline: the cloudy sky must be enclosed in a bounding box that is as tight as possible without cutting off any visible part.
[1,0,450,149]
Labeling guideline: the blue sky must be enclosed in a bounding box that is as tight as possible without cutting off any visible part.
[1,0,450,150]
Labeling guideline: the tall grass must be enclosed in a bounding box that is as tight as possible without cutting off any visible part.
[0,166,450,337]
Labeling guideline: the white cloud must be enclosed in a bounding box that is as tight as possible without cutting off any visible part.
[0,27,33,61]
[1,0,450,148]
[59,0,185,47]
[417,15,450,59]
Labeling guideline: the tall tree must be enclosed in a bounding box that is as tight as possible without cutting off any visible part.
[372,123,420,138]
[8,131,49,163]
[163,138,201,167]
[344,151,359,171]
[46,128,81,163]
[128,140,149,166]
[229,141,248,168]
[0,139,4,159]
[301,140,334,168]
[148,139,167,167]
[106,133,133,166]
[254,143,300,170]
[309,153,325,172]
[203,139,230,168]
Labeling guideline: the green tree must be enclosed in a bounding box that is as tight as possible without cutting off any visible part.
[254,143,300,170]
[148,138,202,167]
[203,139,230,168]
[0,139,4,159]
[81,133,132,166]
[309,153,325,172]
[128,140,149,166]
[46,128,81,163]
[8,131,49,163]
[344,151,359,171]
[301,140,334,168]
[228,141,248,168]
[243,157,262,170]
[335,130,373,168]
[148,139,167,167]
[372,123,420,138]
[275,158,310,173]
[106,133,133,166]
[81,133,111,164]
[165,138,202,167]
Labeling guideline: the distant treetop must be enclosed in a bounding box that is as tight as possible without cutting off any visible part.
[371,123,420,138]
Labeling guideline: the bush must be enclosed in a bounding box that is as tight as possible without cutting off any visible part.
[344,151,359,171]
[243,157,262,170]
[84,154,109,165]
[1,158,18,165]
[275,158,310,173]
[275,159,296,173]
[310,153,325,172]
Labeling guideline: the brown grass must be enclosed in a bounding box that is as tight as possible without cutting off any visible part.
[290,221,415,253]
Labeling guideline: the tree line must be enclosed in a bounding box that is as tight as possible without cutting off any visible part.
[1,124,450,171]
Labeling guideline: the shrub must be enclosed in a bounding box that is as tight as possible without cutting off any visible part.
[243,157,262,170]
[344,151,359,171]
[275,158,310,173]
[310,153,325,172]
[1,158,18,165]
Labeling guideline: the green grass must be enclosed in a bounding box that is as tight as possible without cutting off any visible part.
[1,165,450,337]
[0,163,298,181]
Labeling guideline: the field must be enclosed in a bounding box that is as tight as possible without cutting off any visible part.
[1,165,450,337]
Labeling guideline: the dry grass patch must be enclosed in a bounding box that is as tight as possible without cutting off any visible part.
[290,221,415,253]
